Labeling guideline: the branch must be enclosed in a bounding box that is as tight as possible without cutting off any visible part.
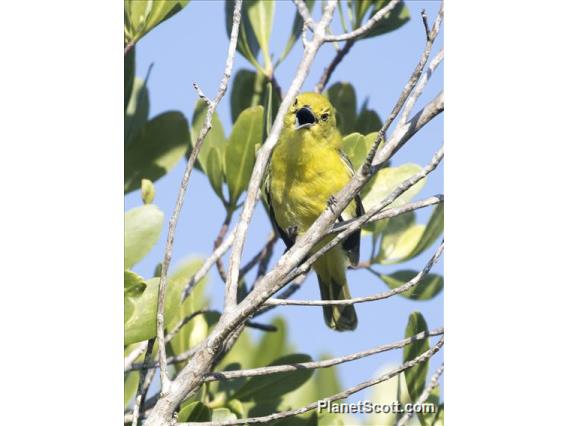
[265,241,444,307]
[399,48,444,127]
[213,213,233,283]
[223,0,339,312]
[396,363,444,426]
[331,194,443,234]
[324,0,401,42]
[131,338,155,426]
[253,272,307,317]
[293,0,314,31]
[154,0,243,394]
[314,39,354,93]
[205,328,443,382]
[125,340,149,371]
[181,228,236,302]
[179,337,444,425]
[238,232,277,278]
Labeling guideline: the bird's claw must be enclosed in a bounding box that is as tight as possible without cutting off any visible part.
[286,225,299,242]
[327,195,338,213]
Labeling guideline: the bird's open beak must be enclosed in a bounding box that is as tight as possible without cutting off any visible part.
[295,107,316,130]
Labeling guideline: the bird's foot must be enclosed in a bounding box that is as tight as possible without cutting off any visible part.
[286,225,299,243]
[327,195,338,213]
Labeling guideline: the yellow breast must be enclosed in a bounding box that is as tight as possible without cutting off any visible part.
[269,129,353,234]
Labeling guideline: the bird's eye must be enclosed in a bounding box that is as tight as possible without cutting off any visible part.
[293,98,298,107]
[321,112,329,121]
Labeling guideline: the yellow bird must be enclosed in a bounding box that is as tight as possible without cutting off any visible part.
[264,92,364,331]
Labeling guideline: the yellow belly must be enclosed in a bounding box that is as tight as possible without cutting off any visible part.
[269,133,354,234]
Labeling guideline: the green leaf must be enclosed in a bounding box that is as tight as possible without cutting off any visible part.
[247,0,275,67]
[363,1,411,39]
[355,100,382,134]
[124,204,164,269]
[125,297,135,324]
[367,365,412,426]
[230,70,280,125]
[227,399,245,418]
[177,401,211,422]
[165,259,210,371]
[253,317,286,367]
[404,312,430,402]
[125,111,190,193]
[190,99,226,174]
[380,271,443,300]
[375,204,443,265]
[125,77,150,146]
[362,163,426,214]
[278,0,316,64]
[125,46,135,110]
[205,147,225,201]
[342,132,378,170]
[326,82,357,135]
[225,106,264,206]
[212,408,237,422]
[376,212,425,264]
[124,371,139,407]
[406,204,444,259]
[124,0,190,45]
[231,70,258,123]
[417,386,440,426]
[225,0,262,70]
[124,270,147,297]
[124,259,207,345]
[232,354,314,403]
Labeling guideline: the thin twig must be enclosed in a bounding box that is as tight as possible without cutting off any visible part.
[396,363,444,426]
[324,0,401,42]
[179,337,444,426]
[205,328,443,382]
[125,340,149,371]
[239,232,277,278]
[165,310,217,344]
[181,228,236,302]
[293,0,314,31]
[421,9,431,42]
[370,2,444,170]
[314,39,354,93]
[153,0,243,395]
[399,48,444,126]
[331,195,443,234]
[214,213,232,283]
[266,241,443,307]
[131,338,155,426]
[253,272,307,317]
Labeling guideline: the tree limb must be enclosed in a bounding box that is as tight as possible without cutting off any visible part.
[131,338,155,426]
[266,241,444,307]
[205,327,443,382]
[323,0,402,42]
[181,228,236,303]
[179,337,444,425]
[153,0,243,394]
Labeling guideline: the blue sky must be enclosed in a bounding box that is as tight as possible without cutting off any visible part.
[126,0,444,407]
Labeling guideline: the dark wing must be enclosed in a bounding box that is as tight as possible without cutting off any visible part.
[263,169,295,249]
[338,149,365,266]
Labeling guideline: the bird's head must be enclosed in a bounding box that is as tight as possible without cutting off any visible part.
[284,92,337,137]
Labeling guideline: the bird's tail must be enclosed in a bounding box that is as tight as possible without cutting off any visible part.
[314,246,358,331]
